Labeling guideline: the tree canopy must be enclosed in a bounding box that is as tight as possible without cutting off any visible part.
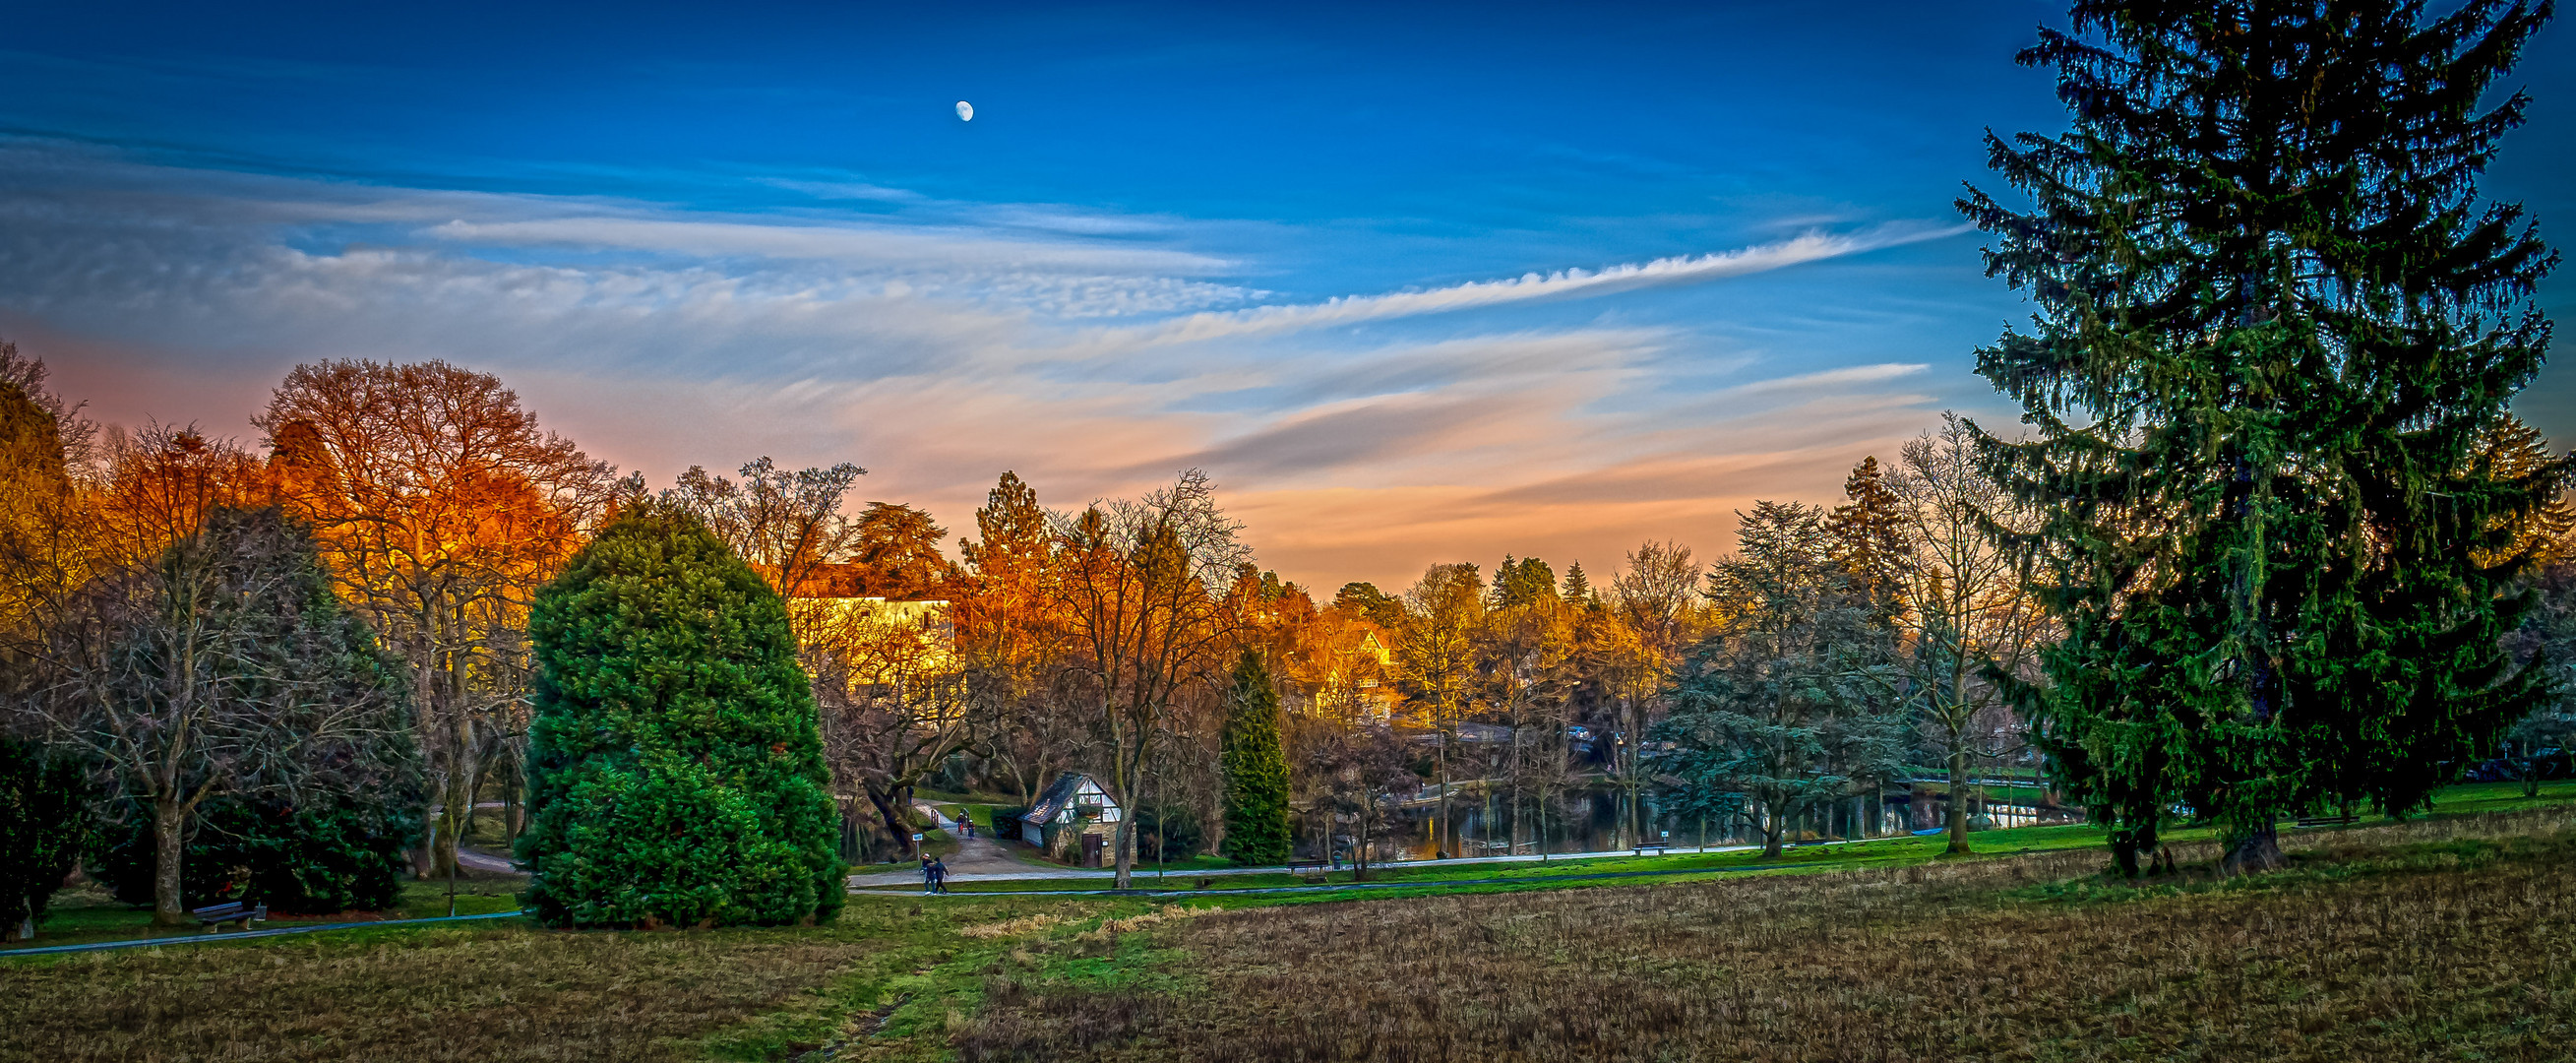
[1963,0,2565,874]
[519,501,842,927]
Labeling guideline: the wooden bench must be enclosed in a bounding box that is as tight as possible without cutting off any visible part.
[1285,858,1330,875]
[1630,844,1670,856]
[2294,814,2358,829]
[191,901,266,933]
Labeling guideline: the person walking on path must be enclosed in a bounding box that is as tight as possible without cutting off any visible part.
[920,853,937,894]
[928,857,950,895]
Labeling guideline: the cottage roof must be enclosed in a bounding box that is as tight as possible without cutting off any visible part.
[1024,772,1092,823]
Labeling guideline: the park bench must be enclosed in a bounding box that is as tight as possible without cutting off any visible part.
[191,901,266,933]
[2294,814,2358,829]
[1630,843,1670,856]
[1285,857,1330,874]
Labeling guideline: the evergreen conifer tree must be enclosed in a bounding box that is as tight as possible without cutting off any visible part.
[0,737,87,940]
[1219,649,1293,865]
[92,790,423,914]
[1826,456,1910,620]
[1653,502,1905,857]
[1964,0,2564,875]
[1493,556,1560,610]
[1561,561,1595,608]
[519,501,842,927]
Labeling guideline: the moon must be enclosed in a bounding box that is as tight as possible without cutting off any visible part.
[955,100,974,122]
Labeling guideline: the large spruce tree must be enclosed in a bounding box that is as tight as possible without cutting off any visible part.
[519,501,842,927]
[1965,0,2563,875]
[1219,649,1293,865]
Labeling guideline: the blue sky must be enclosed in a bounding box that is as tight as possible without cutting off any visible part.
[5,1,2570,588]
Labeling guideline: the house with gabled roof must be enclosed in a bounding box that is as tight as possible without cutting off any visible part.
[1020,773,1123,866]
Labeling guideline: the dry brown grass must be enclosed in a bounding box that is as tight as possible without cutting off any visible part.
[959,912,1075,939]
[0,916,904,1063]
[955,810,2576,1062]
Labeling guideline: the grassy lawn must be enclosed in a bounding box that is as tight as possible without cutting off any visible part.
[0,891,1142,1063]
[942,807,2576,1062]
[6,779,2573,1062]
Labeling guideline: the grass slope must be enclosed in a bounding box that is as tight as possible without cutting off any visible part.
[5,782,2573,1062]
[948,809,2576,1062]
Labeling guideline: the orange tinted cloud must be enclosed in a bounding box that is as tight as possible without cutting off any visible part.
[8,143,1975,592]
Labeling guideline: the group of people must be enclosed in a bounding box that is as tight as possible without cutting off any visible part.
[919,852,950,894]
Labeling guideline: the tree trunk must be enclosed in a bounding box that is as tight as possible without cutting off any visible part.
[1113,817,1135,889]
[1435,728,1449,858]
[1625,697,1646,848]
[1945,748,1973,853]
[432,688,475,881]
[2111,826,2145,879]
[2222,821,2285,877]
[1353,806,1374,881]
[1758,799,1782,858]
[864,785,917,861]
[503,756,525,843]
[152,795,189,927]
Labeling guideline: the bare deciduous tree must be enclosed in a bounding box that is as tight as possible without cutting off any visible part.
[1608,540,1699,844]
[1052,469,1248,889]
[809,599,971,861]
[664,458,868,599]
[1890,412,2053,852]
[1290,716,1419,878]
[21,499,415,924]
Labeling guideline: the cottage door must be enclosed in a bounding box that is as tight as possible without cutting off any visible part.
[1081,833,1105,869]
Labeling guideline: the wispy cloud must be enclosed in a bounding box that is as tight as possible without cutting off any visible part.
[1086,222,1970,347]
[7,138,1975,589]
[426,217,1230,274]
[755,177,927,203]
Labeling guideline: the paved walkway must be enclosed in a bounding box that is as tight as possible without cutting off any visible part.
[847,804,1054,888]
[854,860,1809,899]
[0,911,523,958]
[435,803,1864,888]
[456,847,518,874]
[843,834,1870,889]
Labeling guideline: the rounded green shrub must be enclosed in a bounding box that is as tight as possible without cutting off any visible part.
[518,501,842,927]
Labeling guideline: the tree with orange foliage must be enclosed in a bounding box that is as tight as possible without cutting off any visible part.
[0,351,97,654]
[1479,557,1575,857]
[955,472,1080,805]
[1397,562,1481,858]
[256,360,619,879]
